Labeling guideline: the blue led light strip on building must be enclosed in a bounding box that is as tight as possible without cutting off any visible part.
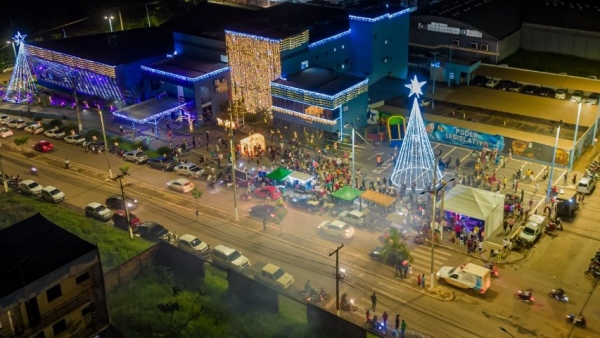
[141,66,230,83]
[349,8,411,23]
[225,30,281,44]
[271,79,368,101]
[308,30,351,49]
[113,103,188,124]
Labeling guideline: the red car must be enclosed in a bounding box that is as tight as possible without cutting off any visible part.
[253,186,282,200]
[33,140,53,152]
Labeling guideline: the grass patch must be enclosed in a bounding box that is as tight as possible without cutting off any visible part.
[0,192,152,271]
[501,48,600,77]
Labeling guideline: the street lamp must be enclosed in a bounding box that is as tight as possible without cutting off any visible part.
[63,74,82,133]
[437,178,455,240]
[112,168,133,239]
[104,16,114,32]
[499,327,515,338]
[98,109,113,179]
[0,155,9,193]
[568,102,582,170]
[546,120,562,203]
[343,123,356,188]
[6,41,16,59]
[430,52,441,95]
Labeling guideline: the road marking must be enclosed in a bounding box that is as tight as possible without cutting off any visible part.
[368,152,384,160]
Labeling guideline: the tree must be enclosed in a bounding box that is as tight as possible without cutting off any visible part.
[13,136,29,153]
[380,228,413,268]
[191,187,203,222]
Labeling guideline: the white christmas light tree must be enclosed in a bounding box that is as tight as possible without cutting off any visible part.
[390,75,442,191]
[4,32,37,103]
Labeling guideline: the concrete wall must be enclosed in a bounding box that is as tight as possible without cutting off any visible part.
[307,35,353,75]
[521,24,600,62]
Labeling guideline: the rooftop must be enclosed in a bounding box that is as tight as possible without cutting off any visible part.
[27,28,174,66]
[274,67,366,96]
[524,0,600,33]
[144,55,229,81]
[113,97,188,124]
[416,0,536,39]
[0,214,97,299]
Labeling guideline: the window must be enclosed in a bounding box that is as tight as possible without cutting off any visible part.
[76,272,90,285]
[469,42,478,49]
[301,60,309,69]
[451,39,460,46]
[480,44,489,51]
[52,319,67,335]
[46,284,62,303]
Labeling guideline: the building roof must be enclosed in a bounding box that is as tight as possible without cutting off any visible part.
[274,67,366,96]
[0,213,97,299]
[417,0,536,39]
[523,0,600,33]
[113,97,188,124]
[27,28,174,66]
[145,55,228,81]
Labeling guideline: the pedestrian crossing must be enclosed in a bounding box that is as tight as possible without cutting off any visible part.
[407,245,453,276]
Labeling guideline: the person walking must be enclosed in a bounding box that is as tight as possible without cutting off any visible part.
[119,125,124,134]
[514,181,519,193]
[534,182,539,195]
[395,315,400,336]
[64,159,70,169]
[205,130,210,143]
[382,311,388,327]
[417,273,421,287]
[366,310,371,324]
[400,319,407,338]
[478,241,483,255]
[564,173,568,185]
[370,292,377,312]
[262,218,267,232]
[421,274,426,288]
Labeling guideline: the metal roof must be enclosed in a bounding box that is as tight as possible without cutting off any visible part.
[145,55,228,80]
[27,28,174,66]
[274,67,366,96]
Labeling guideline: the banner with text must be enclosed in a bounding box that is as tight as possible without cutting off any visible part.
[424,121,505,151]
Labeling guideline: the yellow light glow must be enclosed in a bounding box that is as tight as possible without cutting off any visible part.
[272,106,338,125]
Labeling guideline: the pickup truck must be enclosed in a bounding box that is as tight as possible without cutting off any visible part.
[251,263,295,290]
[436,263,491,294]
[174,162,204,178]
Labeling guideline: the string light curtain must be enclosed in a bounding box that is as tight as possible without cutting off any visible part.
[225,31,282,114]
[391,76,442,191]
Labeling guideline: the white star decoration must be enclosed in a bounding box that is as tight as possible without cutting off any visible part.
[12,32,27,46]
[405,75,426,98]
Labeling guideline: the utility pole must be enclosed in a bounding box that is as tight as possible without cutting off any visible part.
[113,170,133,239]
[429,160,437,291]
[328,244,344,315]
[228,87,241,221]
[0,155,8,193]
[546,120,562,203]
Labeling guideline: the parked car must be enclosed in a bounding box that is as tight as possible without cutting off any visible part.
[24,124,44,134]
[177,234,210,257]
[253,186,282,200]
[419,98,432,107]
[137,222,170,242]
[82,141,105,151]
[571,90,584,102]
[64,134,86,145]
[211,244,251,271]
[522,85,538,95]
[0,115,10,124]
[317,220,355,239]
[7,119,27,129]
[369,246,409,266]
[249,204,278,221]
[508,82,524,93]
[44,128,66,139]
[288,196,322,212]
[485,78,500,88]
[338,210,367,226]
[41,186,65,203]
[105,194,138,210]
[174,162,204,178]
[147,156,176,172]
[495,80,513,91]
[555,88,567,100]
[112,209,141,232]
[122,150,149,164]
[0,127,13,138]
[84,202,113,221]
[33,141,53,152]
[535,87,555,98]
[585,93,599,105]
[470,75,488,87]
[18,179,43,196]
[167,178,195,193]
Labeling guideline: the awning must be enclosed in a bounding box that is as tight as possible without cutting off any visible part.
[112,97,187,124]
[266,167,292,181]
[361,190,396,207]
[287,171,313,184]
[331,186,363,201]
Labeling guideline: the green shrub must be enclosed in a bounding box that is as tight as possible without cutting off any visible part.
[133,141,149,151]
[64,123,78,135]
[84,130,101,141]
[48,119,64,128]
[156,146,171,157]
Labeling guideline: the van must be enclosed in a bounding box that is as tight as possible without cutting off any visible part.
[436,263,491,294]
[517,221,542,247]
[577,177,595,195]
[211,244,251,271]
[338,210,366,226]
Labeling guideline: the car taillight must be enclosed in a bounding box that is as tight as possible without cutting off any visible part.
[271,214,275,217]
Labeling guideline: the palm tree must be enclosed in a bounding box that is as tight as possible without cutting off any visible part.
[380,228,414,267]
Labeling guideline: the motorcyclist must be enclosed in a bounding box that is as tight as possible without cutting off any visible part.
[554,288,565,300]
[575,314,586,325]
[304,280,311,292]
[319,287,326,300]
[524,289,533,300]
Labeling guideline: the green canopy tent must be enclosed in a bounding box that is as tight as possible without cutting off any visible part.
[266,167,292,184]
[330,186,363,209]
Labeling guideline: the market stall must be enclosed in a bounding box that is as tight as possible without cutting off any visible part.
[360,190,396,213]
[266,167,292,185]
[437,185,504,240]
[330,185,363,208]
[285,171,314,193]
[240,133,266,156]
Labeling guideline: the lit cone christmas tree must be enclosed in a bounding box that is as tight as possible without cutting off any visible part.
[4,32,37,103]
[390,75,442,191]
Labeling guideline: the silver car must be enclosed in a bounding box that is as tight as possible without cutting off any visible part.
[122,150,149,164]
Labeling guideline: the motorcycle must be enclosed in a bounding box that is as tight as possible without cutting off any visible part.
[483,262,499,278]
[515,290,535,303]
[549,289,569,302]
[545,224,559,237]
[305,289,331,304]
[340,293,358,311]
[566,314,586,327]
[240,192,252,201]
[367,317,387,335]
[30,166,38,175]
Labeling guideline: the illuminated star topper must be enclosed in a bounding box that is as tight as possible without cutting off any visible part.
[12,32,27,45]
[405,75,426,98]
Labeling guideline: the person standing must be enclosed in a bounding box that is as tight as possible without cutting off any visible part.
[205,130,210,143]
[534,182,539,195]
[478,241,483,255]
[64,159,70,169]
[119,125,124,134]
[192,137,196,149]
[417,273,421,287]
[395,315,400,336]
[382,311,388,328]
[262,218,267,232]
[366,310,371,324]
[421,274,426,288]
[370,292,377,312]
[400,320,407,338]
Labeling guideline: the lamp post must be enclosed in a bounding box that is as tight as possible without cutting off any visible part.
[568,102,582,170]
[98,110,113,179]
[344,123,356,188]
[228,92,243,221]
[328,244,344,316]
[437,178,455,240]
[116,8,124,31]
[546,120,562,203]
[6,41,16,59]
[499,327,515,338]
[104,16,114,32]
[145,4,152,27]
[64,75,82,133]
[0,155,8,193]
[430,52,440,95]
[113,169,133,239]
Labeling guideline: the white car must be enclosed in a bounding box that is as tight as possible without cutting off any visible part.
[317,220,355,239]
[18,179,43,196]
[571,90,584,102]
[44,128,66,139]
[41,186,65,203]
[177,234,210,257]
[485,79,499,88]
[0,127,13,138]
[24,124,44,134]
[64,134,86,145]
[555,88,567,100]
[0,115,10,125]
[8,119,27,129]
[167,178,195,193]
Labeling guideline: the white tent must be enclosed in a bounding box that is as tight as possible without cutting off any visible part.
[437,185,505,240]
